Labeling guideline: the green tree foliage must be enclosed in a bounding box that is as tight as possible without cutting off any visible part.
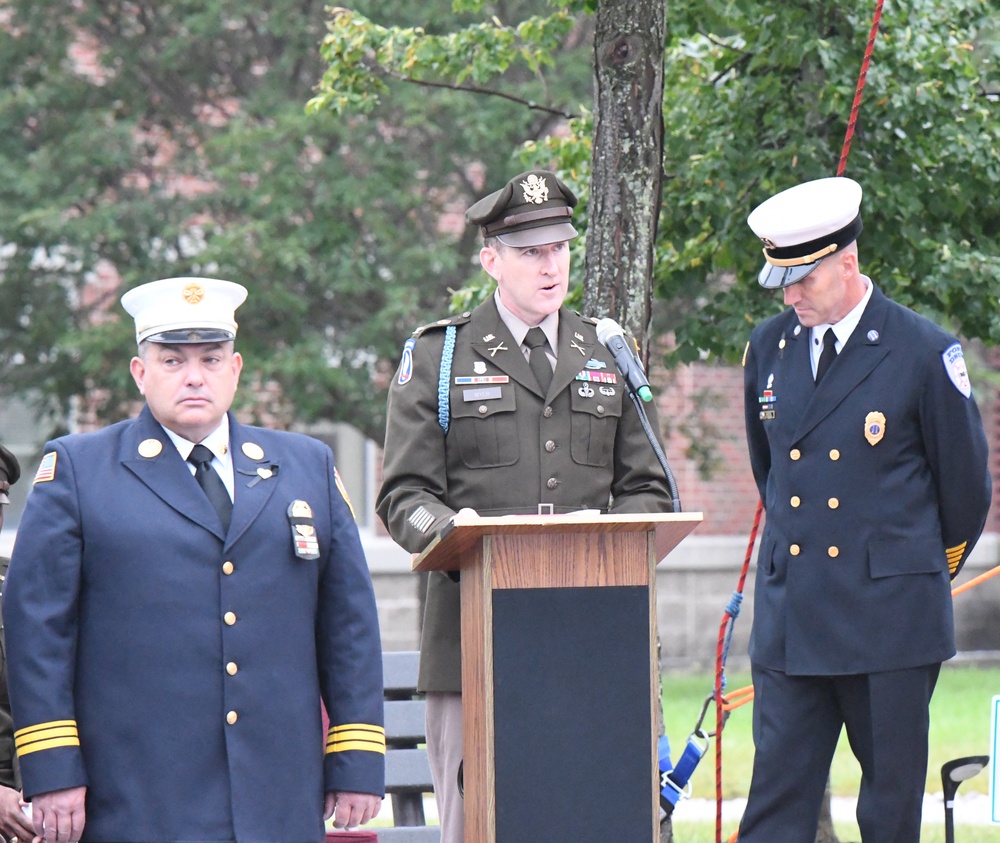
[655,0,1000,364]
[313,0,1000,369]
[0,0,589,440]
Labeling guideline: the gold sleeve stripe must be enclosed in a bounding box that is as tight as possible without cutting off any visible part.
[946,542,967,573]
[17,736,81,756]
[326,739,387,755]
[15,720,78,742]
[15,721,81,756]
[326,723,386,754]
[329,723,385,735]
[742,341,750,368]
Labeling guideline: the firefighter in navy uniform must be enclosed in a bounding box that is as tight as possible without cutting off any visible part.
[4,278,385,843]
[739,177,992,843]
[377,170,674,843]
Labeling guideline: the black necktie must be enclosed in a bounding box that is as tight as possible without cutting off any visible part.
[815,329,838,384]
[524,327,553,393]
[188,444,232,531]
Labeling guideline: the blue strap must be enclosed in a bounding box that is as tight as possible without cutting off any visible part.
[438,326,456,434]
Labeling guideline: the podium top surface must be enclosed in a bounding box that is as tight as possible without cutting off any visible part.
[412,511,703,573]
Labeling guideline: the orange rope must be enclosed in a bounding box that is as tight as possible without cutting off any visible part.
[951,563,1000,597]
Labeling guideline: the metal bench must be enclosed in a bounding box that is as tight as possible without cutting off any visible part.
[379,651,440,842]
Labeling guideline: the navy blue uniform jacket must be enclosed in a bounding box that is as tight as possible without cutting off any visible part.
[5,408,385,843]
[743,284,991,675]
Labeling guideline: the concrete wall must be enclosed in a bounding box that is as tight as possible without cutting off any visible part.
[366,531,1000,670]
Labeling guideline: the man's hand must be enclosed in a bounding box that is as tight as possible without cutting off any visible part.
[0,785,34,842]
[323,791,381,829]
[29,786,85,843]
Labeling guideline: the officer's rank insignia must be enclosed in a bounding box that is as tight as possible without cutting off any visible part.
[575,370,617,384]
[397,338,416,386]
[138,438,162,458]
[288,500,320,559]
[864,411,886,446]
[942,342,971,398]
[334,468,357,520]
[33,451,57,484]
[242,442,265,460]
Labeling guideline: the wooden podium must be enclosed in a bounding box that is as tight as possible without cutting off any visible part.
[413,511,702,843]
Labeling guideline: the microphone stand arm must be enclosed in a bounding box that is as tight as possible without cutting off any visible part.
[627,389,682,512]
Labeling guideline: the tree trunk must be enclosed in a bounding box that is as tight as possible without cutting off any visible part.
[584,0,666,363]
[585,2,668,839]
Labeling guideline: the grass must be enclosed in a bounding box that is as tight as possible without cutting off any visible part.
[662,663,1000,841]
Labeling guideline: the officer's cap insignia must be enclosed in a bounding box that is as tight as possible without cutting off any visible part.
[942,342,971,398]
[138,438,163,458]
[864,411,886,446]
[520,174,549,204]
[182,282,205,304]
[242,442,265,460]
[33,451,57,484]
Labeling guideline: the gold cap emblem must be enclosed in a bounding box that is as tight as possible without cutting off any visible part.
[182,283,205,304]
[138,439,163,458]
[864,411,886,446]
[241,442,264,460]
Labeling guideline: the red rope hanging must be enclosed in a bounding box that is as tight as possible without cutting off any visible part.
[837,0,887,176]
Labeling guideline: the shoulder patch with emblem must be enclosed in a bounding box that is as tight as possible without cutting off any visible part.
[942,342,971,398]
[33,451,57,484]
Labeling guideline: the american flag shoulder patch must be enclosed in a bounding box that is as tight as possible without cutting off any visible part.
[34,451,57,484]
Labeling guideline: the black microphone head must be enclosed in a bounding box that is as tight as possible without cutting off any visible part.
[595,317,625,345]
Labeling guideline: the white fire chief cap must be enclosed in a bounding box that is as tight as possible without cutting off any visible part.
[748,176,863,289]
[121,277,248,344]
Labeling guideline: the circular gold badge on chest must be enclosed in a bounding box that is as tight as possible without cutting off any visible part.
[241,442,264,460]
[138,438,163,458]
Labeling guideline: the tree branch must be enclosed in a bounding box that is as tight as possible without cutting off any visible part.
[384,70,580,120]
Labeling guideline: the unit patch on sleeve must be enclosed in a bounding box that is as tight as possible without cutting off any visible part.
[942,342,971,398]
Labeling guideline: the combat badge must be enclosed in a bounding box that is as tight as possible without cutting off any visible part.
[288,499,320,560]
[864,411,886,446]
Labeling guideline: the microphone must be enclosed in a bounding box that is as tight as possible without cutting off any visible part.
[595,318,653,403]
